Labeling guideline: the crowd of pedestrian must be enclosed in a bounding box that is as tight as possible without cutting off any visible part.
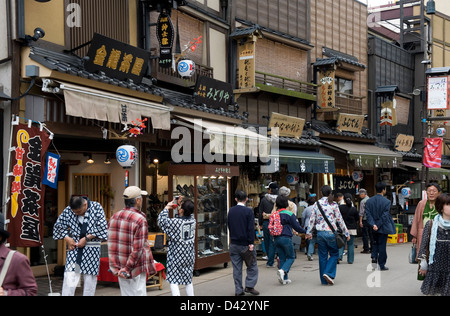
[1,180,449,296]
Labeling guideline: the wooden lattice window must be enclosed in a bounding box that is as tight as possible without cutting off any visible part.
[72,173,111,218]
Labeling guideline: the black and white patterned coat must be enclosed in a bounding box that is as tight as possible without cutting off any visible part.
[158,209,196,285]
[53,199,108,275]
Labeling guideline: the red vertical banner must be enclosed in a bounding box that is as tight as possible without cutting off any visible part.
[8,123,51,247]
[423,137,443,169]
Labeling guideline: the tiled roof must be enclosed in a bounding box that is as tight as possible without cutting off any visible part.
[322,47,366,69]
[28,44,245,120]
[311,119,376,141]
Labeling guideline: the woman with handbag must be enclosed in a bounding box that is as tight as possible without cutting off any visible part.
[418,193,450,296]
[306,186,350,285]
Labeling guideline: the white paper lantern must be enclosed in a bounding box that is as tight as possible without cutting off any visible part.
[352,171,364,182]
[401,187,411,198]
[436,127,446,137]
[116,145,138,168]
[178,59,195,77]
[286,174,299,185]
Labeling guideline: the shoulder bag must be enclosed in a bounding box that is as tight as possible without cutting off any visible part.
[316,202,346,248]
[0,250,16,287]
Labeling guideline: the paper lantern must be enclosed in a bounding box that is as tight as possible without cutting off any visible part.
[116,145,138,168]
[178,59,195,77]
[352,171,364,182]
[286,174,299,185]
[401,187,411,198]
[436,127,446,137]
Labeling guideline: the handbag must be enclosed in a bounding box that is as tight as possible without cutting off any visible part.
[316,202,346,248]
[418,220,433,281]
[409,244,417,264]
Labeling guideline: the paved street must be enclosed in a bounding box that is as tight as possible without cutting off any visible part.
[37,240,424,296]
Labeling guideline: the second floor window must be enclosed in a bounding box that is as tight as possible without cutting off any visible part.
[335,77,353,95]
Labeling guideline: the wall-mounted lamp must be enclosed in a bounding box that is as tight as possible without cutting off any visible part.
[25,27,46,43]
[153,159,159,164]
[104,154,111,165]
[86,154,94,164]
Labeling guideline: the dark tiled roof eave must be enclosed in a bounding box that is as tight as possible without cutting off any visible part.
[28,45,245,121]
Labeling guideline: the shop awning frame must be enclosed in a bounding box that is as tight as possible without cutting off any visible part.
[270,149,336,174]
[400,161,450,180]
[59,82,173,130]
[173,115,271,159]
[322,140,403,168]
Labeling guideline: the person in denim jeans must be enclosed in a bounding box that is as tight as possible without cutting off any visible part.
[306,186,349,285]
[273,196,306,285]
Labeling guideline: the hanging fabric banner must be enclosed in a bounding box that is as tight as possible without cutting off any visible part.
[423,137,443,169]
[8,123,51,247]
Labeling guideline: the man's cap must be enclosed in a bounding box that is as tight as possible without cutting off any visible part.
[123,186,148,199]
[358,188,367,195]
[265,182,279,190]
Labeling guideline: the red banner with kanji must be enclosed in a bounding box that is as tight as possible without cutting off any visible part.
[423,137,443,169]
[8,124,51,247]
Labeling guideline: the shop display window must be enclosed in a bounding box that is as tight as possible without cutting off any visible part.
[169,165,239,271]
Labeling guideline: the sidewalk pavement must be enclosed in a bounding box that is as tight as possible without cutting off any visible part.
[36,240,424,296]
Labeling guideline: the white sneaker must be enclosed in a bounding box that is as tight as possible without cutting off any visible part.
[277,269,285,284]
[323,274,334,285]
[283,279,292,285]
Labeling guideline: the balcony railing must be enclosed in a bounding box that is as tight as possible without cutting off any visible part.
[254,71,318,101]
[335,92,364,115]
[150,57,213,87]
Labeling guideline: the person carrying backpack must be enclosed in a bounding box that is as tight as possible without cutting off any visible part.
[271,195,306,285]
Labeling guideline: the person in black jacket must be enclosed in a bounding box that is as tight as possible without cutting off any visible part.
[228,190,259,296]
[338,193,360,264]
[258,182,279,268]
[274,195,306,285]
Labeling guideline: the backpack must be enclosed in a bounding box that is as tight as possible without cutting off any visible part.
[268,209,292,236]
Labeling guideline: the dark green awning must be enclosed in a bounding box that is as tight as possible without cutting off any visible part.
[271,149,335,173]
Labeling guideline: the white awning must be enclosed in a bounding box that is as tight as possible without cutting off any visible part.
[59,82,173,130]
[174,115,271,158]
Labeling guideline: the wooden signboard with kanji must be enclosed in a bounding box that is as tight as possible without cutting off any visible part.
[337,113,364,133]
[238,40,256,89]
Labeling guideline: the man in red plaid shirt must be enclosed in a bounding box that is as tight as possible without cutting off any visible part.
[108,186,154,296]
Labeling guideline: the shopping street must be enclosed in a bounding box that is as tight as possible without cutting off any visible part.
[36,241,422,297]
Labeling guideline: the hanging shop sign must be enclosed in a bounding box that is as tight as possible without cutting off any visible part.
[333,176,356,195]
[42,152,60,190]
[423,137,443,168]
[86,33,149,84]
[237,41,256,89]
[268,112,305,139]
[395,134,414,152]
[427,76,450,110]
[156,12,175,69]
[318,69,336,108]
[194,76,233,109]
[380,99,397,126]
[8,124,51,247]
[336,113,364,133]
